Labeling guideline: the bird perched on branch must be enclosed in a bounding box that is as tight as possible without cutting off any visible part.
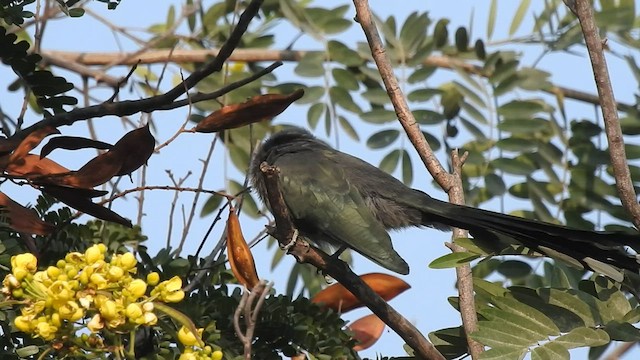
[250,127,640,281]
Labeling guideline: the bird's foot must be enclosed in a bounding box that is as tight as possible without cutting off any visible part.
[281,228,298,252]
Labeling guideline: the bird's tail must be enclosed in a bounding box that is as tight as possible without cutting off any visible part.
[414,194,640,281]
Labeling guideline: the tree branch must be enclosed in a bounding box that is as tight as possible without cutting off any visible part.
[352,0,483,358]
[11,0,266,141]
[259,162,445,360]
[40,49,636,113]
[571,0,640,229]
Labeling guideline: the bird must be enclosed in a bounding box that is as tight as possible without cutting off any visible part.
[250,127,640,281]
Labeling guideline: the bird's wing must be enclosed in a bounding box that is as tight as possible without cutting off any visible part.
[274,150,409,274]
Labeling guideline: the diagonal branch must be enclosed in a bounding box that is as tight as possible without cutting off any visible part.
[571,0,640,229]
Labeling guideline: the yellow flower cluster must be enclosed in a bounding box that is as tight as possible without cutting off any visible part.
[2,244,185,342]
[178,326,223,360]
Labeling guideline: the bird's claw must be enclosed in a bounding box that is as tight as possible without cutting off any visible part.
[281,229,298,252]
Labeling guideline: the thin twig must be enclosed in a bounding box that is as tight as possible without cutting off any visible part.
[352,0,483,358]
[233,281,272,360]
[570,0,640,229]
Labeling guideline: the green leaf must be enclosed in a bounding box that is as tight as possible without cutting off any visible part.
[478,347,527,360]
[474,278,509,298]
[454,237,491,255]
[492,297,560,335]
[307,103,326,129]
[401,149,413,185]
[408,66,437,83]
[379,149,400,173]
[495,138,538,152]
[429,252,480,269]
[433,19,449,48]
[413,109,446,125]
[487,0,497,39]
[454,27,469,52]
[329,86,361,113]
[552,327,609,349]
[367,129,399,149]
[361,109,396,124]
[408,88,441,102]
[509,0,531,36]
[498,118,551,134]
[200,193,224,217]
[496,260,531,279]
[328,40,362,66]
[361,88,390,105]
[295,52,325,77]
[338,115,359,141]
[498,100,548,119]
[331,68,359,91]
[531,342,569,360]
[485,174,506,196]
[491,157,537,175]
[15,346,39,357]
[473,321,535,349]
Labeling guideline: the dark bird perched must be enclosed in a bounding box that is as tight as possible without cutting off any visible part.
[250,127,640,281]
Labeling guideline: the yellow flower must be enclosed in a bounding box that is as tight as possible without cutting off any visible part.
[46,266,61,279]
[177,326,203,346]
[99,300,118,320]
[143,312,157,326]
[118,252,137,270]
[146,272,160,286]
[85,244,104,264]
[178,349,197,360]
[35,321,57,340]
[124,279,147,300]
[125,303,143,320]
[11,253,37,273]
[58,301,84,322]
[152,276,185,303]
[212,350,223,360]
[48,280,75,301]
[87,314,104,332]
[107,266,124,281]
[89,273,107,289]
[14,315,33,332]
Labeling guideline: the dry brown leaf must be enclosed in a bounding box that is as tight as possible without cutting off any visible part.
[43,150,122,189]
[311,273,411,313]
[8,126,60,165]
[111,123,155,176]
[226,207,259,289]
[348,314,386,351]
[40,136,113,159]
[194,89,304,133]
[0,192,54,235]
[42,185,132,228]
[6,153,70,178]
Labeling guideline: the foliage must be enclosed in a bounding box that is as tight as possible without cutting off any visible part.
[1,0,640,358]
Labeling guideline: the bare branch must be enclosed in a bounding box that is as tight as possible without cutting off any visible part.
[41,49,635,113]
[233,281,273,360]
[571,0,640,228]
